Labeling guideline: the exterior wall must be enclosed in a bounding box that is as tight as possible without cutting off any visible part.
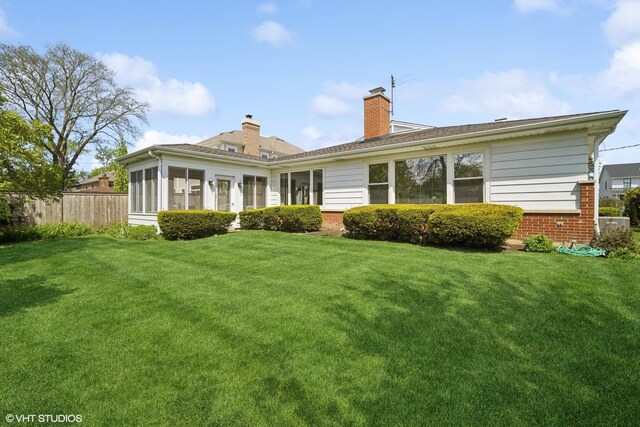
[599,169,612,198]
[323,160,365,210]
[490,135,588,211]
[512,182,595,243]
[611,177,640,190]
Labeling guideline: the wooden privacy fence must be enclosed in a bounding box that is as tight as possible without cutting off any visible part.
[13,192,128,226]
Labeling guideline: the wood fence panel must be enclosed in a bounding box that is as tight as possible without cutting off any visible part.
[9,192,127,226]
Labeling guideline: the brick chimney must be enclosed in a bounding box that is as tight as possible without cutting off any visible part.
[98,174,110,188]
[363,87,390,140]
[241,114,260,156]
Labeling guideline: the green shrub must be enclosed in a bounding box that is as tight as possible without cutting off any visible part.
[239,209,265,230]
[427,204,524,249]
[590,227,638,255]
[157,210,236,240]
[623,188,640,225]
[0,222,92,243]
[127,225,159,240]
[0,198,10,225]
[608,248,639,260]
[343,204,436,244]
[523,234,555,253]
[600,197,622,209]
[240,205,322,233]
[599,206,622,217]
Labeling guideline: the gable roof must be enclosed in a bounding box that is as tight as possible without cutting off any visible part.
[602,163,640,178]
[76,170,115,186]
[118,110,626,166]
[196,130,304,155]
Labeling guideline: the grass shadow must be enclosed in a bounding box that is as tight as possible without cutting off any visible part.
[0,275,75,317]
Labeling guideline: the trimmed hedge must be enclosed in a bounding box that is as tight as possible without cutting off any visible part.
[157,210,236,240]
[599,206,622,217]
[343,203,524,249]
[239,205,322,232]
[428,204,523,249]
[343,204,437,244]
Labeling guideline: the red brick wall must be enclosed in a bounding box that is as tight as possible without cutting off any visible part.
[363,94,390,140]
[321,182,596,244]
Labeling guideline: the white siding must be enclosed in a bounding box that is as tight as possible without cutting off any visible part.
[490,136,588,211]
[323,160,365,210]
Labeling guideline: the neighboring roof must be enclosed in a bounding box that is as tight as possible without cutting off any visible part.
[118,110,626,166]
[602,163,640,178]
[196,130,304,155]
[77,170,115,186]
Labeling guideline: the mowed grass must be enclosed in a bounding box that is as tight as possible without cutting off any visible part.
[0,232,639,426]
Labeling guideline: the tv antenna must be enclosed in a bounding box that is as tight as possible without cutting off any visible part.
[390,73,416,117]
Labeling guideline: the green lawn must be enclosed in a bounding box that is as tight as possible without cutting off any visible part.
[1,232,639,425]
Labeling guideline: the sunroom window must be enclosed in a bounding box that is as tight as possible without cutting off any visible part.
[395,156,446,204]
[368,163,388,204]
[280,170,323,205]
[144,167,158,213]
[130,170,143,213]
[168,167,204,210]
[243,175,267,210]
[454,152,483,203]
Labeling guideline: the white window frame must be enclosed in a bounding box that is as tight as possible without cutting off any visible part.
[451,151,486,204]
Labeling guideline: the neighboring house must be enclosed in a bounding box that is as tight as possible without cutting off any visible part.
[75,172,115,193]
[195,115,304,159]
[599,163,640,200]
[118,87,626,243]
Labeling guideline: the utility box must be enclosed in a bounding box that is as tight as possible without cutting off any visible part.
[599,216,631,230]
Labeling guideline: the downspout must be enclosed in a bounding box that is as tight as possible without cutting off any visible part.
[148,150,163,212]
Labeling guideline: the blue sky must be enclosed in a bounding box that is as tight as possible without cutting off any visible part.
[1,0,639,170]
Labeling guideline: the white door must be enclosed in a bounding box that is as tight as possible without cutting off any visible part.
[216,178,232,211]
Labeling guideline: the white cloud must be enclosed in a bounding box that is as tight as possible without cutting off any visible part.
[310,95,353,117]
[0,8,20,39]
[602,0,640,46]
[96,52,216,116]
[599,42,640,97]
[322,81,372,100]
[309,80,373,117]
[513,0,561,13]
[134,130,205,152]
[443,70,571,118]
[258,3,278,14]
[299,123,360,149]
[252,20,293,46]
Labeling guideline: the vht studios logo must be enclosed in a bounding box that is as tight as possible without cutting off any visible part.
[5,414,83,423]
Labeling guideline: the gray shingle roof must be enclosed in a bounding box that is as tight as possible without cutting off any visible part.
[139,110,622,164]
[602,163,640,178]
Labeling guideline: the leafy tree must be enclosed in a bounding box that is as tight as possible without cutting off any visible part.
[1,91,64,222]
[90,135,129,192]
[623,188,640,225]
[0,43,148,189]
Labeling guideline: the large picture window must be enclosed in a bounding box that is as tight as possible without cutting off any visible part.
[168,167,204,210]
[395,156,446,204]
[130,170,143,213]
[368,163,389,204]
[243,175,267,210]
[454,153,483,203]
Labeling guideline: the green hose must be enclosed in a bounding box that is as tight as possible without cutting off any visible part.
[556,242,606,257]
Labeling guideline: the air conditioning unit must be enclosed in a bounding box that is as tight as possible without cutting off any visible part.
[598,216,631,230]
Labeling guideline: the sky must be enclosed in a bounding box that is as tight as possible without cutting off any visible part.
[1,0,639,171]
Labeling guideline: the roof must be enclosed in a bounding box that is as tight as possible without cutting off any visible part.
[602,163,640,178]
[118,110,626,165]
[76,186,115,193]
[77,170,114,186]
[196,130,304,155]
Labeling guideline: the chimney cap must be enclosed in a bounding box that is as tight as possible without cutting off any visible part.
[245,114,253,119]
[369,87,386,95]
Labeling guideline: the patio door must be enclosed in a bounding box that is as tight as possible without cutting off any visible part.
[216,178,231,211]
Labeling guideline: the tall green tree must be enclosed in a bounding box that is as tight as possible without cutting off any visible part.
[1,91,63,222]
[92,135,129,192]
[0,43,148,189]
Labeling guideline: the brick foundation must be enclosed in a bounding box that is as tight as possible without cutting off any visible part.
[321,182,597,244]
